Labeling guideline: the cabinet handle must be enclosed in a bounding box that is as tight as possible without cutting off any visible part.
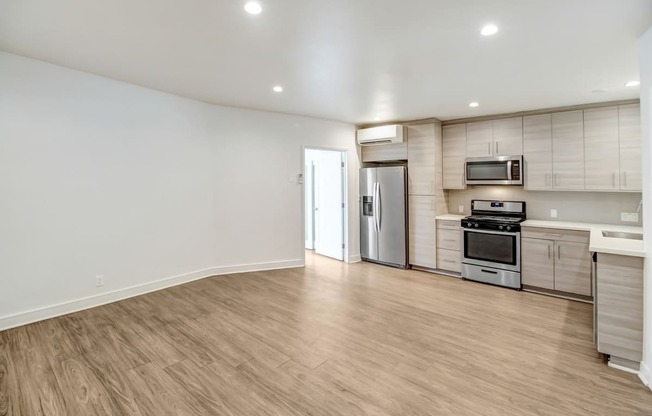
[547,245,551,259]
[557,245,561,260]
[623,171,627,188]
[554,173,559,186]
[495,141,499,155]
[612,172,616,188]
[487,142,491,155]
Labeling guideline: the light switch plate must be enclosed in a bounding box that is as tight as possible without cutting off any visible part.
[550,209,558,218]
[458,205,464,213]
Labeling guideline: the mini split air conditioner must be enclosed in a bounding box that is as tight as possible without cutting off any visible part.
[356,124,404,146]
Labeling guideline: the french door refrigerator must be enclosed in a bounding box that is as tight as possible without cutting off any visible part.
[360,166,408,268]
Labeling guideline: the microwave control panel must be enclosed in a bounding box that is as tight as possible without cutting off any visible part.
[511,161,520,180]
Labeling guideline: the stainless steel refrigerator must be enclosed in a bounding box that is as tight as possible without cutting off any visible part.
[360,166,408,268]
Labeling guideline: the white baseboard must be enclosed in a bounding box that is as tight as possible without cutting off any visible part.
[347,253,362,263]
[640,361,651,390]
[0,259,304,332]
[608,361,639,375]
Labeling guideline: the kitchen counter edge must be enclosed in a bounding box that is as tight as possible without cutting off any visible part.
[521,220,644,258]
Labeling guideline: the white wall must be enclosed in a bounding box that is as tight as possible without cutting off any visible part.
[0,51,360,330]
[639,26,652,389]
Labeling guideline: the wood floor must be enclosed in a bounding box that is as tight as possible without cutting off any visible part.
[1,252,651,415]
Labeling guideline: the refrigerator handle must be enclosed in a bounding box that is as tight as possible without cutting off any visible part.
[373,182,379,233]
[376,182,383,233]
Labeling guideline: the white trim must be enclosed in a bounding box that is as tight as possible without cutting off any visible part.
[640,361,651,389]
[0,259,303,331]
[347,254,362,263]
[608,361,640,375]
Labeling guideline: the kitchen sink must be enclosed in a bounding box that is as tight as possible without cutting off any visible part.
[601,231,643,240]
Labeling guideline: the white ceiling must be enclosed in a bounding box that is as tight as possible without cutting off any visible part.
[1,0,651,124]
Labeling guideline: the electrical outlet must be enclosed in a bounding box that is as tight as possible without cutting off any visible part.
[458,205,464,213]
[621,212,639,222]
[96,275,104,287]
[550,209,558,218]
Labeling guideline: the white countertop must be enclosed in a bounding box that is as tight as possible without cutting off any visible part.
[521,220,644,258]
[435,214,465,221]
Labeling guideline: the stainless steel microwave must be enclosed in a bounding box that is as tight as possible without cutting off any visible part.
[465,155,523,186]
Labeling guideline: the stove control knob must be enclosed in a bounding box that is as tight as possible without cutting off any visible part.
[474,223,479,228]
[506,225,512,231]
[499,225,504,230]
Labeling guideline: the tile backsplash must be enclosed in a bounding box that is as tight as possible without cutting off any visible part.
[447,187,643,225]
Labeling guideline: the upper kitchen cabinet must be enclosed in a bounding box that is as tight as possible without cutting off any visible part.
[552,110,585,190]
[584,106,620,191]
[618,104,642,191]
[407,123,436,195]
[442,124,466,189]
[466,121,493,157]
[523,114,553,190]
[361,142,408,162]
[492,117,523,156]
[466,118,523,158]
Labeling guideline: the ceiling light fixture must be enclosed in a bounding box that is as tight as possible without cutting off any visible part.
[469,102,479,108]
[273,85,283,92]
[244,1,262,15]
[625,80,640,87]
[480,24,498,36]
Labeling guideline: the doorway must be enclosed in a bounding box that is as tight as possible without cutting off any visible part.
[304,148,347,261]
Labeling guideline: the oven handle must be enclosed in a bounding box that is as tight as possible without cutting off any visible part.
[463,228,520,237]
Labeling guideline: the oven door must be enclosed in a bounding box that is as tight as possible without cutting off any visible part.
[462,228,520,272]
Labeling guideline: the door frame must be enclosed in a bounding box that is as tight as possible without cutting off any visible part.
[302,146,348,264]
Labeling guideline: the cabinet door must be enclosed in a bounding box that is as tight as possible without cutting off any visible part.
[407,124,436,195]
[523,114,553,190]
[554,240,591,296]
[596,253,644,362]
[584,106,619,191]
[408,195,436,269]
[466,121,493,157]
[361,142,408,162]
[492,117,523,156]
[552,110,585,190]
[442,124,466,189]
[619,104,642,191]
[521,238,554,290]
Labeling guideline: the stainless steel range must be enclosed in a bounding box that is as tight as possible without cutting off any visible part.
[461,200,526,289]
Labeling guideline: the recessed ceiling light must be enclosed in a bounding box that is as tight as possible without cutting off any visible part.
[481,24,498,36]
[469,102,479,108]
[625,80,640,87]
[272,85,283,92]
[244,1,262,15]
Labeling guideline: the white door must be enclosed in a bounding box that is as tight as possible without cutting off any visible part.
[305,149,345,261]
[304,162,315,249]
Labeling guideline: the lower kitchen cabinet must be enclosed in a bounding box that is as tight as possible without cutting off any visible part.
[435,220,462,273]
[596,253,644,366]
[409,195,436,269]
[521,227,591,298]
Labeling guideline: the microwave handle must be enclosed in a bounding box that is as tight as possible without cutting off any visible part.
[507,160,513,180]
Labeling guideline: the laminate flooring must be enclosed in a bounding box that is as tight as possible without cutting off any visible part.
[1,252,651,415]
